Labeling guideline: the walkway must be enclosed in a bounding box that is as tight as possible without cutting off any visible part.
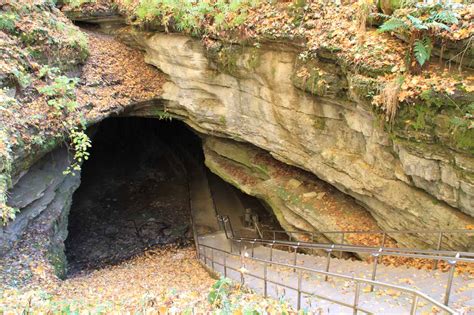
[199,232,474,314]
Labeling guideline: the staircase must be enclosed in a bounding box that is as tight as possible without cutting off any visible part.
[196,216,474,314]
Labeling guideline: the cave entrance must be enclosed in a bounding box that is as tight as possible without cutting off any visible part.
[65,117,275,275]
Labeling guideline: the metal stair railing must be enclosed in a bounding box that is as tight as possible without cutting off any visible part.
[261,228,474,253]
[216,215,474,307]
[197,243,458,314]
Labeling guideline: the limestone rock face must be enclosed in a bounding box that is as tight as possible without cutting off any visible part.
[130,32,474,248]
[0,148,80,271]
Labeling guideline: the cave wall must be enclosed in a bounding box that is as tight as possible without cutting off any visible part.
[0,148,80,276]
[121,32,474,248]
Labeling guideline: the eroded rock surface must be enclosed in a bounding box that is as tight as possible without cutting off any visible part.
[0,148,80,279]
[125,32,474,249]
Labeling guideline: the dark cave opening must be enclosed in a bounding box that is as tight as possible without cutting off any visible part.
[65,117,277,275]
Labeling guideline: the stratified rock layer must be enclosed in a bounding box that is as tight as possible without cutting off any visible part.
[126,32,474,249]
[0,148,80,277]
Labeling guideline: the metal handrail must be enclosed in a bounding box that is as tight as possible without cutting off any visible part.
[235,237,474,260]
[261,228,474,251]
[217,215,474,306]
[262,228,474,236]
[198,243,458,314]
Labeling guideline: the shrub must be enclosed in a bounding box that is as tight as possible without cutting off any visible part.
[0,12,19,32]
[134,0,259,35]
[39,76,79,99]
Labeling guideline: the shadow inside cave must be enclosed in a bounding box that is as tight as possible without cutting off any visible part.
[65,117,275,276]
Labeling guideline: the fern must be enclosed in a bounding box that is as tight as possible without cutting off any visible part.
[432,10,459,25]
[407,15,428,30]
[426,21,451,31]
[413,37,431,66]
[378,17,407,33]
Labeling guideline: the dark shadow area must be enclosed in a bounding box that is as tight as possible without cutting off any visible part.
[65,117,201,275]
[65,117,277,276]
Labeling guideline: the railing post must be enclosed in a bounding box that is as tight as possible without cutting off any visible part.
[204,246,207,266]
[381,232,387,247]
[324,245,334,281]
[269,242,274,262]
[211,248,215,270]
[251,240,255,258]
[353,282,361,315]
[226,216,235,238]
[223,253,227,278]
[444,253,459,306]
[293,244,299,272]
[433,232,443,270]
[340,233,345,258]
[410,295,418,315]
[297,270,302,310]
[263,262,268,298]
[238,240,242,255]
[273,231,276,241]
[370,248,382,292]
[240,251,245,285]
[311,232,315,255]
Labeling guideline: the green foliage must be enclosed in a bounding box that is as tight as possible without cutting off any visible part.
[39,76,79,99]
[449,103,474,153]
[413,37,431,66]
[1,203,19,225]
[38,65,61,79]
[407,14,428,30]
[66,27,90,61]
[208,277,232,308]
[47,98,79,112]
[430,9,459,25]
[64,127,91,176]
[38,74,91,176]
[378,6,458,71]
[0,89,17,110]
[11,67,32,88]
[134,0,259,34]
[155,109,172,120]
[0,12,19,32]
[63,0,96,8]
[378,17,407,32]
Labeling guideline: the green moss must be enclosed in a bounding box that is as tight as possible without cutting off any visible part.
[391,87,474,154]
[292,58,348,99]
[293,69,327,96]
[454,128,474,154]
[247,47,261,70]
[207,44,241,76]
[47,246,67,279]
[350,75,380,104]
[313,117,326,130]
[219,115,226,125]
